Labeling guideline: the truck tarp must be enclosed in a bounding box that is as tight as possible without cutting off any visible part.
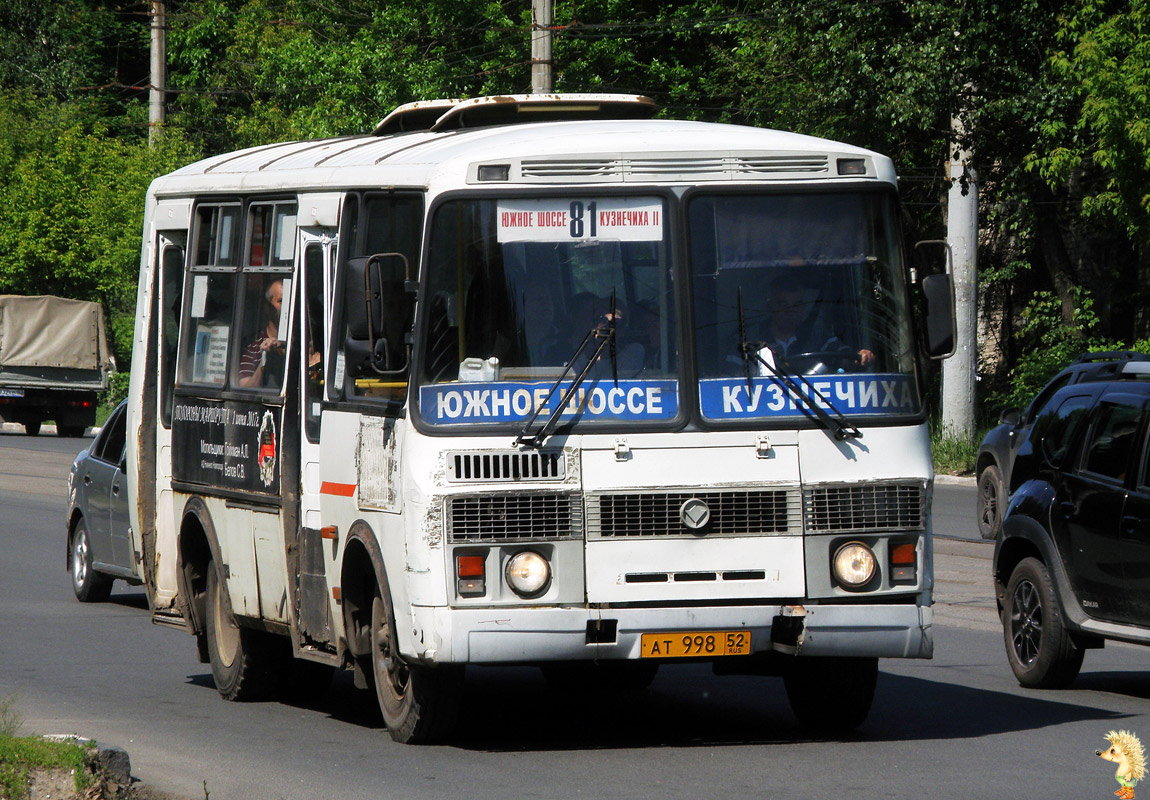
[0,295,111,385]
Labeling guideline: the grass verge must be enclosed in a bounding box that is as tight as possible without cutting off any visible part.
[0,734,94,799]
[931,423,982,476]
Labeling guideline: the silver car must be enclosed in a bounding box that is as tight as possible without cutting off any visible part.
[65,400,139,601]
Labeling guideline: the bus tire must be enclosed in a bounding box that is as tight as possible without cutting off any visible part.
[783,656,877,734]
[369,583,462,744]
[205,562,277,702]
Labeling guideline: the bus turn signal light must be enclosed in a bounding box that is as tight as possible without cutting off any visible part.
[456,554,486,597]
[890,542,917,584]
[890,543,916,565]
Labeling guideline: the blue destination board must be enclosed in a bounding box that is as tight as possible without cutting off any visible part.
[420,379,679,424]
[700,374,918,420]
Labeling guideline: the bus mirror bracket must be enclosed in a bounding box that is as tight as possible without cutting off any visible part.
[914,240,956,360]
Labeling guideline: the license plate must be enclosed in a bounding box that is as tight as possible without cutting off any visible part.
[0,388,24,398]
[640,630,751,658]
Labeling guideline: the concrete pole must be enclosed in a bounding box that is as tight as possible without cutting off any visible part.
[531,0,553,94]
[943,121,978,439]
[149,0,166,146]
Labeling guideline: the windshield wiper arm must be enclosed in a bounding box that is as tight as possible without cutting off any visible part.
[736,294,861,441]
[515,317,616,449]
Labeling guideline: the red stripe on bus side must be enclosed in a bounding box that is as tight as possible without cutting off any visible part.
[320,481,357,497]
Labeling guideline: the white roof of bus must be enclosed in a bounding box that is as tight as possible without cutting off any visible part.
[149,117,894,198]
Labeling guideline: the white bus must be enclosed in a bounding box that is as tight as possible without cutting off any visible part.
[126,94,955,743]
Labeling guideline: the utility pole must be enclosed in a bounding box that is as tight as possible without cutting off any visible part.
[149,0,166,146]
[942,116,978,439]
[531,0,553,94]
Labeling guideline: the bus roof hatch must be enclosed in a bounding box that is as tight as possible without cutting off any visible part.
[372,93,658,136]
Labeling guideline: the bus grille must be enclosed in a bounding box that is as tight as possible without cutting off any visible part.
[803,483,926,533]
[587,489,799,538]
[446,450,565,482]
[447,493,582,542]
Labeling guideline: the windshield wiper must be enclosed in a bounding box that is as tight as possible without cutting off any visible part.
[515,298,617,449]
[736,292,861,441]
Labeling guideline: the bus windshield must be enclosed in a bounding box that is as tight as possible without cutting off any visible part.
[689,191,921,423]
[418,196,679,428]
[416,190,921,430]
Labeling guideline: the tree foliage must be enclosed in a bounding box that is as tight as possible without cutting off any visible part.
[0,0,1148,411]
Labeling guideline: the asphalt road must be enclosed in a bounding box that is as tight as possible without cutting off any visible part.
[1,430,1148,800]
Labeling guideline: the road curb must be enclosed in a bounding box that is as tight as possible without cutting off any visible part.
[42,735,131,785]
[935,473,976,486]
[0,421,97,435]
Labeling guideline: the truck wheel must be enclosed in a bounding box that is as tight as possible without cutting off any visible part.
[784,656,877,733]
[977,464,1005,539]
[23,421,40,436]
[1002,557,1083,688]
[205,562,277,701]
[71,518,113,602]
[369,583,462,744]
[57,425,86,438]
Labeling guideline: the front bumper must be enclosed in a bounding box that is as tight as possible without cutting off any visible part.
[410,601,933,663]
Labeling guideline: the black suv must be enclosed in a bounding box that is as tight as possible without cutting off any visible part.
[976,351,1150,539]
[992,359,1150,687]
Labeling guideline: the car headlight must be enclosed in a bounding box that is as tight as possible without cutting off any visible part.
[505,551,551,597]
[832,541,877,588]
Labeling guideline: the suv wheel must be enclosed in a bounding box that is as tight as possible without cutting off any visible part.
[977,464,1005,539]
[1002,557,1083,688]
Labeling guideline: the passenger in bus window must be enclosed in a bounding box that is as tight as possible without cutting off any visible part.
[237,279,285,388]
[757,275,873,373]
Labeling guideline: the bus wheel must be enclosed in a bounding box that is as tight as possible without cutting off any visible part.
[205,562,276,701]
[783,656,877,734]
[369,585,461,744]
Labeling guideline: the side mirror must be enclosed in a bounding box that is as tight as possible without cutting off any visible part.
[914,240,957,359]
[343,252,414,378]
[999,408,1021,426]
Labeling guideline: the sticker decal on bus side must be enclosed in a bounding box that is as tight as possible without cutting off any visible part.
[172,397,281,495]
[699,374,917,419]
[419,379,679,424]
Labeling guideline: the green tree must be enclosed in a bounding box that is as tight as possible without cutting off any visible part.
[0,95,198,364]
[1030,0,1150,338]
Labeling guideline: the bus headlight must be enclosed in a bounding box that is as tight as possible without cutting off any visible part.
[505,551,551,597]
[832,542,877,588]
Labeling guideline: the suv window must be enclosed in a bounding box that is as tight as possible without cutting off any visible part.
[1081,400,1143,482]
[1036,394,1093,465]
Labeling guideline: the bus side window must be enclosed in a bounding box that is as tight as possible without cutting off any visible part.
[232,273,290,390]
[180,203,242,387]
[334,192,422,412]
[303,245,324,441]
[160,237,185,427]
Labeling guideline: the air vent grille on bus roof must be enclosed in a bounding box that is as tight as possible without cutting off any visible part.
[518,154,830,182]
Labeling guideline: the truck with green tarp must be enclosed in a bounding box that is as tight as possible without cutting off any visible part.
[0,295,113,436]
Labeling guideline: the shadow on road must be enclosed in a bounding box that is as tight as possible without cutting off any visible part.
[181,660,1139,751]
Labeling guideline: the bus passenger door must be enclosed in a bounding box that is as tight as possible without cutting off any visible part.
[151,229,186,609]
[295,228,336,649]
